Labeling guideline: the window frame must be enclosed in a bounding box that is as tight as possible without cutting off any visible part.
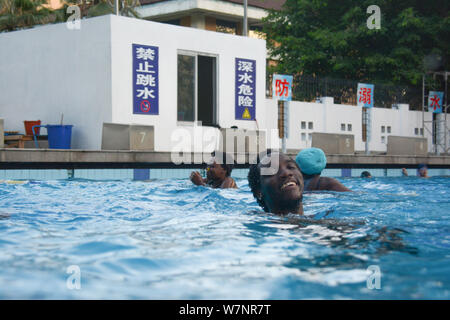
[301,132,306,141]
[176,50,219,126]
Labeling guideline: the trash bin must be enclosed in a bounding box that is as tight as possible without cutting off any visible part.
[32,125,73,149]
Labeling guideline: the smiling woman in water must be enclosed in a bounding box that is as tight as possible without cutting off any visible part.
[248,151,304,215]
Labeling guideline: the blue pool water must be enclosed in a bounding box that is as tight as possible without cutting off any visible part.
[0,176,449,299]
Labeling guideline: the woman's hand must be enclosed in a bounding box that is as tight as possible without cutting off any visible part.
[190,171,205,186]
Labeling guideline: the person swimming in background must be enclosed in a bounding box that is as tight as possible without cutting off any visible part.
[360,171,372,178]
[295,148,351,192]
[248,150,304,215]
[401,164,429,178]
[190,151,238,189]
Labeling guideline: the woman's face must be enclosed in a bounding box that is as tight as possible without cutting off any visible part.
[206,158,226,181]
[418,167,428,177]
[258,153,304,213]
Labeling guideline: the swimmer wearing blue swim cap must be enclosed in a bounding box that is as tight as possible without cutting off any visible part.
[401,164,429,178]
[295,148,351,192]
[295,148,327,175]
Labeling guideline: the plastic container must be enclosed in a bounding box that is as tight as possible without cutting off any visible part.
[47,125,73,149]
[24,120,41,135]
[32,125,73,149]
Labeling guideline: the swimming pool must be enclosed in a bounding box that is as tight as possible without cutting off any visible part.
[0,176,449,299]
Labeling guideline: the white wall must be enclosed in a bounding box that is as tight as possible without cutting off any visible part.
[267,98,437,153]
[0,15,113,149]
[110,15,267,152]
[372,105,434,152]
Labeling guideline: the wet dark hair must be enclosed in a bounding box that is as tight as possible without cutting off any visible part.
[211,151,235,177]
[247,149,277,212]
[248,162,267,212]
[361,171,372,178]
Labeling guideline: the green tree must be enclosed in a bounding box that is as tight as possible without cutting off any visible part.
[0,0,141,33]
[84,0,141,18]
[0,0,66,32]
[263,0,449,86]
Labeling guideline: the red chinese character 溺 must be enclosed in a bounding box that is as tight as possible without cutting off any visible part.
[359,87,372,105]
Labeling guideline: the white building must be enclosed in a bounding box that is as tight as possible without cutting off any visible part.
[0,15,267,151]
[0,15,448,154]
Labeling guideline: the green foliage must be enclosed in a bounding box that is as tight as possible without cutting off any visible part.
[0,0,66,32]
[0,0,141,32]
[86,1,114,17]
[86,0,141,18]
[263,0,449,86]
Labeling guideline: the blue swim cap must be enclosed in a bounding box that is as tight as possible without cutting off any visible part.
[295,148,327,175]
[417,163,428,170]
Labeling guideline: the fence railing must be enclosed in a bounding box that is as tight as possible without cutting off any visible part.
[267,74,423,110]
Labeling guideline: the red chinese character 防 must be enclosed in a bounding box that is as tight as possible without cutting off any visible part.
[275,79,290,97]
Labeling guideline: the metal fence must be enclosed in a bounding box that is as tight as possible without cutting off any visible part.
[267,74,423,110]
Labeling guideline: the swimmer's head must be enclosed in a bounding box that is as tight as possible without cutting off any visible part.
[295,148,327,176]
[360,171,372,178]
[206,151,235,180]
[417,164,428,177]
[248,150,304,214]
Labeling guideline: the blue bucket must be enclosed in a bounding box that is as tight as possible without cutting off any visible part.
[32,125,73,149]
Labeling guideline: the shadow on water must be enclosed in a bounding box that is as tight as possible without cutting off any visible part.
[0,213,11,220]
[243,211,419,272]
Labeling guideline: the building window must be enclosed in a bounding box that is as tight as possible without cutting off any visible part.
[216,19,237,35]
[308,122,313,130]
[420,128,424,135]
[341,124,346,131]
[301,121,306,129]
[177,52,217,126]
[347,124,352,131]
[381,136,385,144]
[308,133,312,141]
[414,128,419,135]
[177,54,195,122]
[301,133,306,141]
[381,126,385,133]
[387,126,391,134]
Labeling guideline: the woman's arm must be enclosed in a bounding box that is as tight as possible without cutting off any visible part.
[320,177,351,192]
[220,177,238,189]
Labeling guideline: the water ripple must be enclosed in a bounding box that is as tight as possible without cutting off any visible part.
[0,177,448,299]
